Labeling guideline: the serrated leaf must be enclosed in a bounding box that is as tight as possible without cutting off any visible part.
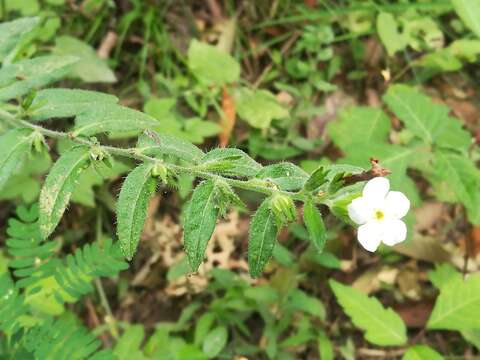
[183,180,219,271]
[383,85,471,150]
[303,200,327,252]
[0,128,34,191]
[29,88,118,121]
[0,56,78,101]
[117,163,157,260]
[329,280,407,346]
[248,199,278,278]
[402,345,443,360]
[202,326,228,358]
[73,103,158,136]
[137,130,204,164]
[0,17,39,61]
[188,39,240,86]
[452,0,480,38]
[39,146,91,238]
[200,148,262,178]
[256,163,308,191]
[427,274,480,331]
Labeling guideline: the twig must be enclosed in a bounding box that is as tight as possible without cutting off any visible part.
[342,158,391,186]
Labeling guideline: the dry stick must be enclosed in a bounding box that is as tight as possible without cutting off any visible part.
[342,158,391,186]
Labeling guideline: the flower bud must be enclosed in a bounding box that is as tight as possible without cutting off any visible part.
[151,162,168,183]
[271,194,296,224]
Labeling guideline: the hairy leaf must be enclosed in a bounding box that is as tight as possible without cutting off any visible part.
[428,274,480,331]
[330,280,407,346]
[137,130,204,164]
[256,162,308,191]
[303,200,327,252]
[73,103,158,136]
[0,17,39,61]
[0,128,34,191]
[29,88,118,121]
[0,55,78,101]
[200,148,262,178]
[452,0,480,38]
[117,163,157,260]
[304,166,329,192]
[402,345,443,360]
[248,199,278,278]
[39,145,91,238]
[183,180,219,271]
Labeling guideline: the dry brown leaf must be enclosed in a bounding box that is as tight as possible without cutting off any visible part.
[352,266,398,295]
[219,87,236,147]
[414,202,444,233]
[394,235,451,263]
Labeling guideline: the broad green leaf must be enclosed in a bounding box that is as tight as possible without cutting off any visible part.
[248,199,278,278]
[0,56,78,101]
[39,146,91,238]
[256,163,308,191]
[318,330,334,360]
[0,128,34,191]
[383,85,471,150]
[303,200,327,252]
[329,280,407,346]
[117,163,157,260]
[113,325,146,360]
[183,180,219,271]
[428,274,480,330]
[73,103,158,136]
[29,88,118,121]
[53,36,116,83]
[202,326,228,358]
[188,39,240,86]
[328,107,391,149]
[194,312,216,346]
[428,263,462,289]
[183,118,221,143]
[452,0,480,38]
[235,88,289,129]
[430,151,480,224]
[462,329,480,351]
[377,13,406,56]
[286,288,326,320]
[402,345,443,360]
[0,17,39,61]
[244,285,279,303]
[200,148,262,178]
[137,130,204,164]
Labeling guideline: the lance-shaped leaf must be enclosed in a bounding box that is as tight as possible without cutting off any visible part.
[117,163,157,260]
[39,146,91,238]
[200,148,262,178]
[29,88,118,121]
[248,198,278,278]
[329,280,407,346]
[183,180,219,271]
[137,130,204,164]
[256,163,309,191]
[73,103,158,136]
[0,128,34,191]
[303,200,327,252]
[0,17,39,61]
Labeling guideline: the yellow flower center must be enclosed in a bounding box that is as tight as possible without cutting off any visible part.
[375,210,385,220]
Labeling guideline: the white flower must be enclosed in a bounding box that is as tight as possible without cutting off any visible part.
[347,177,410,252]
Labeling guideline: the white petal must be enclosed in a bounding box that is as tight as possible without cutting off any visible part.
[347,197,373,225]
[363,177,390,202]
[384,191,410,219]
[382,219,407,246]
[357,222,383,252]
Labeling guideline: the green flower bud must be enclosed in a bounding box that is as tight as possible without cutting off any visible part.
[151,162,168,183]
[271,194,296,224]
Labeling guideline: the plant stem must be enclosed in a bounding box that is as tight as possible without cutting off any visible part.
[0,109,309,202]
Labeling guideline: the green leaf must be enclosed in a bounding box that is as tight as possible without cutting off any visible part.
[0,128,34,191]
[303,200,327,252]
[194,312,216,346]
[256,163,308,191]
[402,345,443,360]
[286,288,326,320]
[183,180,219,271]
[235,88,289,129]
[53,36,116,83]
[188,39,240,86]
[452,0,480,38]
[113,325,146,360]
[318,330,334,360]
[428,263,462,289]
[304,166,329,192]
[137,130,204,164]
[329,280,407,346]
[0,56,78,101]
[202,326,228,358]
[39,145,91,238]
[117,163,157,260]
[29,88,118,121]
[200,148,262,178]
[427,274,480,331]
[0,17,39,61]
[376,13,406,56]
[248,199,278,278]
[328,107,391,149]
[383,85,471,150]
[73,103,158,136]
